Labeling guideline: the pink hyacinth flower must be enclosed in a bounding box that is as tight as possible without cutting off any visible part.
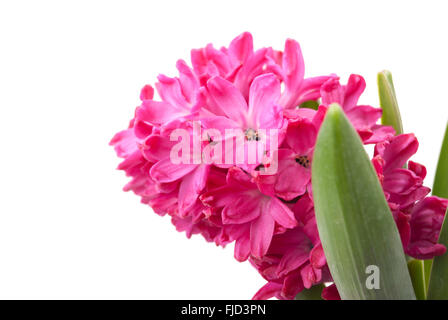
[407,196,448,259]
[111,32,448,301]
[201,73,286,170]
[321,74,395,144]
[201,167,298,260]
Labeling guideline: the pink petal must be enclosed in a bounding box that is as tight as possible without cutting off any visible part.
[322,284,341,300]
[407,196,448,259]
[276,248,310,277]
[204,43,231,75]
[407,242,446,260]
[282,270,305,299]
[271,153,310,200]
[250,206,275,258]
[269,197,298,229]
[156,74,189,108]
[346,105,382,129]
[393,210,411,248]
[295,75,335,106]
[229,32,253,64]
[278,39,305,109]
[311,105,328,129]
[200,186,238,208]
[178,165,210,215]
[190,47,211,79]
[148,192,178,216]
[252,282,283,300]
[234,233,251,262]
[310,243,326,269]
[191,44,231,80]
[142,134,174,161]
[222,195,261,224]
[321,77,344,106]
[110,129,139,158]
[137,100,187,125]
[248,73,281,129]
[200,169,254,208]
[200,116,240,134]
[380,134,419,173]
[117,150,144,172]
[176,60,199,104]
[283,107,317,121]
[389,186,431,210]
[342,74,366,111]
[383,168,422,195]
[363,124,395,144]
[226,166,254,188]
[286,118,317,155]
[206,76,248,124]
[140,84,154,101]
[233,47,269,99]
[133,120,153,140]
[372,155,385,179]
[150,159,196,183]
[408,161,427,180]
[300,264,321,289]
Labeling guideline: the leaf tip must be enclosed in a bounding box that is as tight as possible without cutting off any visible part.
[327,103,343,117]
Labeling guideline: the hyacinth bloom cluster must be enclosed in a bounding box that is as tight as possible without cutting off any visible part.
[110,33,448,300]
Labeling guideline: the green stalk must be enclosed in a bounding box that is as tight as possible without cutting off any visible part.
[377,70,403,135]
[407,259,426,300]
[424,259,433,292]
[312,104,415,300]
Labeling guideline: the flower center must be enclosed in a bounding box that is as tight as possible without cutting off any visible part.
[244,128,260,141]
[295,155,310,168]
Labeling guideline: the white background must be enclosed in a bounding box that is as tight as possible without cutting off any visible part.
[0,0,447,299]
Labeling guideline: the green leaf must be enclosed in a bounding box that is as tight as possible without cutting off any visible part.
[427,208,448,299]
[425,122,448,299]
[312,104,415,300]
[294,284,324,300]
[377,70,403,135]
[300,100,319,110]
[432,122,448,198]
[407,259,427,300]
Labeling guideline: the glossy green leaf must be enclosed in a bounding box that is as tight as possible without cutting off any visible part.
[427,210,448,300]
[378,70,403,135]
[312,104,415,300]
[408,259,426,300]
[432,122,448,198]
